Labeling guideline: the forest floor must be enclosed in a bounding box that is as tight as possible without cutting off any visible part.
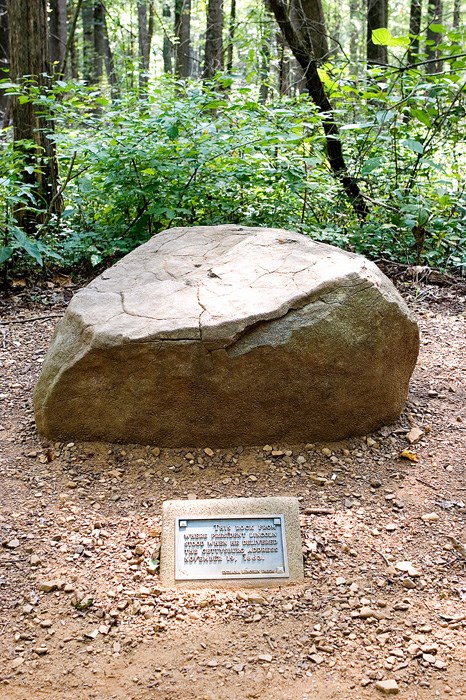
[0,273,465,700]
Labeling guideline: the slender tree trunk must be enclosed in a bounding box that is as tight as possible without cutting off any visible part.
[289,0,329,63]
[162,3,172,73]
[367,0,388,65]
[174,0,191,78]
[62,0,83,78]
[0,0,9,118]
[226,0,236,74]
[82,0,95,82]
[8,0,62,233]
[408,0,422,65]
[452,0,460,28]
[137,0,154,89]
[49,0,67,69]
[94,1,104,81]
[426,0,443,74]
[259,12,272,103]
[102,7,118,96]
[203,0,223,79]
[266,0,368,219]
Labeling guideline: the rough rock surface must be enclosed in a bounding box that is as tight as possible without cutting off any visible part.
[34,225,419,446]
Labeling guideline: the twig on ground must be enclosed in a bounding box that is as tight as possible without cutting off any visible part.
[0,315,62,325]
[303,507,334,515]
[415,477,437,490]
[371,547,391,566]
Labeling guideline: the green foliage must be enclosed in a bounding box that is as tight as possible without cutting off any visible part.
[1,62,465,279]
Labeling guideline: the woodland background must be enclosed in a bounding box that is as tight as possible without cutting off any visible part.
[0,0,465,288]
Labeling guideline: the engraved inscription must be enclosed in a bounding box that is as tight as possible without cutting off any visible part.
[175,515,288,580]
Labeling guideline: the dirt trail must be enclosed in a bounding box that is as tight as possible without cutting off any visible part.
[0,280,465,700]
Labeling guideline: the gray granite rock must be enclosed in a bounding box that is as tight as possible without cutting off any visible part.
[34,225,419,446]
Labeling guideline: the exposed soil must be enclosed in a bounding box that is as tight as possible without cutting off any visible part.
[0,277,465,700]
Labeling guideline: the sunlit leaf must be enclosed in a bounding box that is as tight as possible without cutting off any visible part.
[372,28,410,48]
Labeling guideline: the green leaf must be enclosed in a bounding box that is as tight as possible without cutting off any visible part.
[372,28,410,48]
[0,246,13,264]
[362,157,382,175]
[12,229,43,265]
[402,139,424,154]
[203,100,228,109]
[165,124,179,139]
[411,108,432,128]
[376,109,395,125]
[429,23,445,33]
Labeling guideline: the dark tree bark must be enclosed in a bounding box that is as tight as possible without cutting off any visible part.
[81,0,95,82]
[226,0,236,74]
[366,0,388,65]
[8,0,62,233]
[452,0,460,28]
[49,0,67,68]
[203,0,223,79]
[426,0,443,74]
[94,1,105,81]
[0,0,9,118]
[289,0,329,63]
[102,6,118,96]
[137,0,154,89]
[174,0,191,78]
[259,12,272,103]
[408,0,422,65]
[162,3,172,73]
[266,0,368,219]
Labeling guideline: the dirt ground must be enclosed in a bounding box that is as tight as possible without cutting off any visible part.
[0,275,465,700]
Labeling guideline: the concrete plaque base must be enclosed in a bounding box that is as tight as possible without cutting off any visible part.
[160,497,303,588]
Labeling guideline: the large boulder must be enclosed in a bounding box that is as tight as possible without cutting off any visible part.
[34,225,419,447]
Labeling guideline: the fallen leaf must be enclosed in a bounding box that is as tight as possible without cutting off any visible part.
[400,448,419,462]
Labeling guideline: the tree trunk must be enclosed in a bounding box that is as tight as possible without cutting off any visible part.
[452,0,460,28]
[8,0,62,233]
[162,3,172,74]
[426,0,443,74]
[174,0,191,78]
[49,0,67,69]
[290,0,329,63]
[102,6,118,96]
[259,12,272,103]
[226,0,236,74]
[94,1,104,81]
[367,0,388,65]
[203,0,223,79]
[0,0,9,118]
[82,0,95,82]
[266,0,368,219]
[408,0,422,65]
[137,0,154,89]
[61,0,83,78]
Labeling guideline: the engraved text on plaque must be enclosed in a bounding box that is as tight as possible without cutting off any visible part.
[175,515,288,580]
